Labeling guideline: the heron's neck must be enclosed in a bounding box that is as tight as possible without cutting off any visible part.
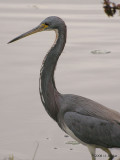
[39,26,67,121]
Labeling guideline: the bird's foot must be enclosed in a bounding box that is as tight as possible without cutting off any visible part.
[101,148,114,160]
[108,154,114,160]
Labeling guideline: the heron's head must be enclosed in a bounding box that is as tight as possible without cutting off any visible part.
[8,16,66,43]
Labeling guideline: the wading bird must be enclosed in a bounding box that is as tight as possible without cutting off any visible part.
[8,16,120,160]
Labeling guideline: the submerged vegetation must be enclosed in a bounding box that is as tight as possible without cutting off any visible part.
[9,155,14,160]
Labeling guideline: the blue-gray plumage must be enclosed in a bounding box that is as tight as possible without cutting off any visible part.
[8,16,120,160]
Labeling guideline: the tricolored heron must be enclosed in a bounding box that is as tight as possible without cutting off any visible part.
[8,16,120,160]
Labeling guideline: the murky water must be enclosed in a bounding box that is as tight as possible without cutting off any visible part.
[0,0,120,159]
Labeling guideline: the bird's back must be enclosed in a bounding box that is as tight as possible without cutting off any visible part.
[58,94,120,148]
[60,94,120,123]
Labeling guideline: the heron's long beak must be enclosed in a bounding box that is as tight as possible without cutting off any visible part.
[8,24,48,44]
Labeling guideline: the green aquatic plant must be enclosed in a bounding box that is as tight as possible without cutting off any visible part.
[9,155,14,160]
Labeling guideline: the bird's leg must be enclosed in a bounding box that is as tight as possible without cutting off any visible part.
[101,148,114,160]
[87,146,96,160]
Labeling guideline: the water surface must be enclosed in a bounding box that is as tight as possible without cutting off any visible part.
[0,0,120,159]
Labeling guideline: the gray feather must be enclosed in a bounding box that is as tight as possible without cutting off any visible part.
[58,94,120,148]
[64,111,120,148]
[61,94,120,123]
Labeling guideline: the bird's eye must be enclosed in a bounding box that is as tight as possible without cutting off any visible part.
[45,23,49,26]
